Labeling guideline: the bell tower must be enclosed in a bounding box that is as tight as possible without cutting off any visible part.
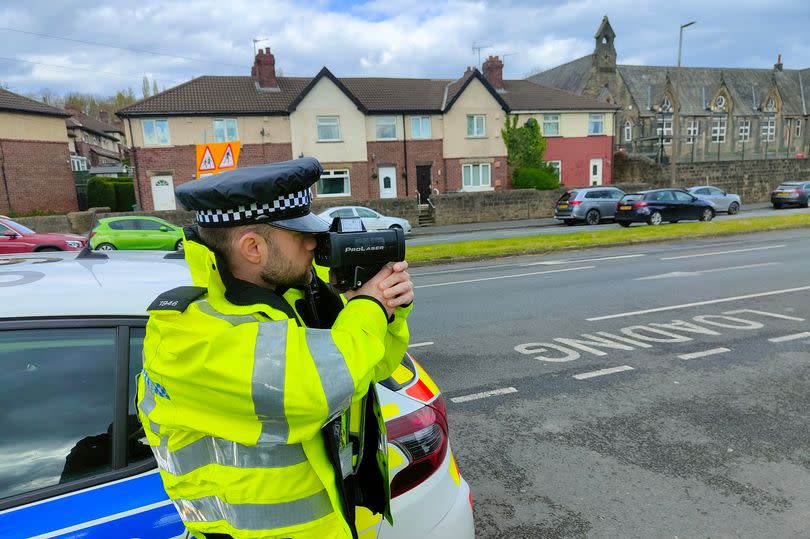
[594,15,616,73]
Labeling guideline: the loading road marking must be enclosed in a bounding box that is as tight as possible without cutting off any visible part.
[678,347,731,360]
[415,266,594,289]
[586,286,810,321]
[660,244,786,260]
[408,341,434,348]
[573,365,634,380]
[635,262,781,280]
[768,332,810,343]
[522,254,645,266]
[450,387,518,403]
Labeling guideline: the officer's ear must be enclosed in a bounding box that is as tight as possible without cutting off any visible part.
[232,228,264,266]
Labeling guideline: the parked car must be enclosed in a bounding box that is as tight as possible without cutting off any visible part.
[771,181,810,209]
[554,187,626,225]
[318,206,413,233]
[0,216,87,254]
[0,251,473,539]
[614,188,716,226]
[90,216,184,251]
[687,186,741,214]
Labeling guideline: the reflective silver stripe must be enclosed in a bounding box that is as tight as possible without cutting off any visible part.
[195,300,257,326]
[174,490,333,530]
[253,321,290,443]
[139,378,157,417]
[153,436,306,476]
[306,329,355,421]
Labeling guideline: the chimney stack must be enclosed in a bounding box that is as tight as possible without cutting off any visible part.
[252,47,278,89]
[774,53,783,72]
[99,110,110,123]
[65,104,81,116]
[482,55,504,91]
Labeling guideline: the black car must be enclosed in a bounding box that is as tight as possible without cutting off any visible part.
[771,181,810,209]
[615,189,716,227]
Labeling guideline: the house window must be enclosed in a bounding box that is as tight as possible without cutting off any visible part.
[317,169,350,196]
[375,116,397,140]
[141,119,170,145]
[738,119,751,142]
[761,117,775,142]
[547,160,562,184]
[317,116,341,142]
[623,121,633,142]
[70,155,88,171]
[466,115,486,137]
[462,163,491,190]
[543,114,560,136]
[411,116,431,139]
[656,116,672,144]
[686,120,700,144]
[213,119,238,142]
[588,114,604,135]
[711,116,727,143]
[795,119,802,138]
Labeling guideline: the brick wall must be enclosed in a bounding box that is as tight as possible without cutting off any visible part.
[614,154,810,203]
[0,139,77,215]
[443,157,508,193]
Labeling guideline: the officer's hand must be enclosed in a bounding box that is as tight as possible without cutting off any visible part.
[346,261,413,318]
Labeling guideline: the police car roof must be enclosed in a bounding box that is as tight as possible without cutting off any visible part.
[0,251,191,319]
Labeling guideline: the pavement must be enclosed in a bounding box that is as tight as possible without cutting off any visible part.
[409,202,773,237]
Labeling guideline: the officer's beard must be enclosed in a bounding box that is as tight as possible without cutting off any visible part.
[258,232,313,289]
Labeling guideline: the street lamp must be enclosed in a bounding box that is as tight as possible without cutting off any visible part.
[671,20,696,186]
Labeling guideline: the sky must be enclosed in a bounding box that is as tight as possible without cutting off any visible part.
[1,0,809,100]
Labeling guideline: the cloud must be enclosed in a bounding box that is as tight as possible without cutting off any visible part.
[0,0,808,98]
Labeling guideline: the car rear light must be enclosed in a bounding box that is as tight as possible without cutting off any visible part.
[633,201,648,208]
[386,394,449,498]
[569,200,583,205]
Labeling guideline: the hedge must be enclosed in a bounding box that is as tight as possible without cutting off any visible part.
[87,176,136,211]
[511,166,560,190]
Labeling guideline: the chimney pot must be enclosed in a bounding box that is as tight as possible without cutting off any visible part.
[482,55,504,90]
[774,53,783,72]
[252,46,278,89]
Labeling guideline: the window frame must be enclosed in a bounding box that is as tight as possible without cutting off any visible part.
[141,119,170,146]
[0,317,154,512]
[711,116,727,143]
[795,119,802,138]
[588,114,605,135]
[410,116,431,139]
[375,116,397,140]
[623,121,632,142]
[685,120,700,144]
[212,118,239,142]
[316,169,351,197]
[466,114,486,138]
[543,114,561,137]
[316,116,341,142]
[738,119,751,142]
[761,117,776,142]
[656,116,673,145]
[461,163,492,191]
[547,160,562,185]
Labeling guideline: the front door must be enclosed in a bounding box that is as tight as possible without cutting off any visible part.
[378,167,397,199]
[150,175,176,210]
[416,165,432,204]
[589,159,603,186]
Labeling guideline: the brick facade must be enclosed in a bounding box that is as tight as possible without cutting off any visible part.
[545,135,614,187]
[0,139,77,215]
[443,156,508,193]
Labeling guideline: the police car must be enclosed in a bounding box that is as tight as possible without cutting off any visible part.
[0,250,474,539]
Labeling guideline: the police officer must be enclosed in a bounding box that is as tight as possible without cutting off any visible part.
[137,157,413,539]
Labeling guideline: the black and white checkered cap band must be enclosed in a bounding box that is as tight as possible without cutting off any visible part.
[196,189,312,226]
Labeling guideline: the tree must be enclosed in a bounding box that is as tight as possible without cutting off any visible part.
[152,79,159,96]
[501,115,558,189]
[142,76,150,98]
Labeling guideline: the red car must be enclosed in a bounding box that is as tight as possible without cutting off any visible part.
[0,216,87,254]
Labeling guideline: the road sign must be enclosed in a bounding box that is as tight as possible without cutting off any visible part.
[195,141,241,178]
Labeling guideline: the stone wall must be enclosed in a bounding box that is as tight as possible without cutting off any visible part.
[614,154,810,203]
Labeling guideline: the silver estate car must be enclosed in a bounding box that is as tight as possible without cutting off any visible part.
[687,186,742,214]
[554,187,626,226]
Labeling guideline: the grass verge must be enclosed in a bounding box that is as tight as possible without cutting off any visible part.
[407,213,810,265]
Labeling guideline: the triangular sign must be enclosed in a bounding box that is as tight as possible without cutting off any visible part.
[219,144,235,169]
[199,147,215,171]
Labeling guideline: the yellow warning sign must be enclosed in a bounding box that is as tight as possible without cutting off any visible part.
[195,141,241,178]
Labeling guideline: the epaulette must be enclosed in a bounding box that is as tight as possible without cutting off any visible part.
[147,286,207,312]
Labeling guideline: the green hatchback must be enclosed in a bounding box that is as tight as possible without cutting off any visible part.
[90,216,184,251]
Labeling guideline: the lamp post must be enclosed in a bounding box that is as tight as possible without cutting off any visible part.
[671,20,696,186]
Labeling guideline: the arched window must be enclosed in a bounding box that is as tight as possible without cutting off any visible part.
[624,121,633,142]
[660,97,672,112]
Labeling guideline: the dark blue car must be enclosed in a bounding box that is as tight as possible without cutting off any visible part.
[615,188,716,227]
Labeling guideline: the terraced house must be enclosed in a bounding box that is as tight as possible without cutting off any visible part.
[118,48,616,211]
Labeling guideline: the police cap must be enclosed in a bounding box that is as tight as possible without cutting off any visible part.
[175,157,329,233]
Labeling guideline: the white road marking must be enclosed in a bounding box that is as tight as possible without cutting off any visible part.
[586,285,810,322]
[408,341,434,348]
[678,347,731,360]
[660,244,786,260]
[416,266,594,289]
[522,254,645,266]
[450,387,518,403]
[573,365,635,380]
[724,309,805,321]
[636,262,781,280]
[768,332,810,343]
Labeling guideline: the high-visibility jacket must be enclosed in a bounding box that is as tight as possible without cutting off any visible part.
[137,233,411,539]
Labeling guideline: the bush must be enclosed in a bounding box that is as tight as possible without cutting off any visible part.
[511,166,560,190]
[113,181,136,211]
[87,177,116,209]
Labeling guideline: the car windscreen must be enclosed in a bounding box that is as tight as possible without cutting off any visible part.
[558,191,577,202]
[776,183,799,190]
[619,194,643,203]
[1,219,35,235]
